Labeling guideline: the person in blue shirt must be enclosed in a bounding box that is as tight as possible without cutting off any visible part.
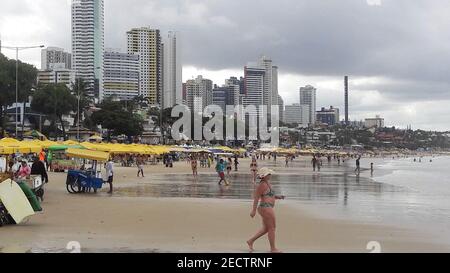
[215,158,228,185]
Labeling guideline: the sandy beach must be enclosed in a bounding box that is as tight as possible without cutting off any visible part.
[0,156,449,253]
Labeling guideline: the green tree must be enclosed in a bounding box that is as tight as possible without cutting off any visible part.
[0,53,37,137]
[31,83,77,140]
[91,98,144,140]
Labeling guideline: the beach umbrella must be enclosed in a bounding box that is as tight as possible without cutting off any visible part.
[0,138,20,143]
[65,148,110,162]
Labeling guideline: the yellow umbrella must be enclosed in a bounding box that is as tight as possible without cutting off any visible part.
[66,148,110,162]
[63,140,80,146]
[0,138,20,143]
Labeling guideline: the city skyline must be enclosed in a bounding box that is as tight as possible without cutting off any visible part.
[1,0,450,131]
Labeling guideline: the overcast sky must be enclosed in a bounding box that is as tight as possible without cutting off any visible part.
[1,0,450,131]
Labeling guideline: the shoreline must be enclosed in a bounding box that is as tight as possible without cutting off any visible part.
[1,156,449,253]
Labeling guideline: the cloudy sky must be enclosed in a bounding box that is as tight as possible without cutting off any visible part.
[1,0,450,131]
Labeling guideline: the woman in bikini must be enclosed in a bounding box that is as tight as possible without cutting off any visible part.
[250,158,258,184]
[247,167,284,253]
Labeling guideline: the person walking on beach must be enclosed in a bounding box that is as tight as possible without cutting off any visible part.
[355,156,361,174]
[370,163,374,176]
[247,167,284,253]
[191,156,198,178]
[250,158,258,184]
[234,156,239,171]
[285,156,289,167]
[216,158,228,185]
[311,155,318,171]
[227,157,233,176]
[105,158,114,194]
[137,155,145,177]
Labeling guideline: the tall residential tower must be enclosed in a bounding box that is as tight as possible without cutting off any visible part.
[127,27,162,105]
[299,85,317,126]
[162,31,182,109]
[71,0,104,100]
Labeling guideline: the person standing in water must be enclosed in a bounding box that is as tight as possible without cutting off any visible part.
[370,162,374,176]
[216,158,228,185]
[355,156,361,174]
[311,155,318,171]
[191,156,198,178]
[247,167,284,253]
[250,158,258,184]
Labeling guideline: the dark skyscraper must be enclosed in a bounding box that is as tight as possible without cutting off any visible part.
[344,76,349,125]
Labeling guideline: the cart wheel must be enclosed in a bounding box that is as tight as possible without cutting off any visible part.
[66,182,74,194]
[70,178,82,193]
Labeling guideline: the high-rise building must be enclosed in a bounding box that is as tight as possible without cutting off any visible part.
[243,56,278,117]
[162,31,182,109]
[127,27,162,105]
[41,47,72,70]
[243,64,265,117]
[185,75,213,114]
[212,85,237,113]
[224,77,243,106]
[299,85,317,125]
[71,0,104,100]
[277,95,284,123]
[345,76,349,125]
[316,106,340,126]
[225,76,245,95]
[37,69,76,88]
[103,49,140,101]
[284,104,303,125]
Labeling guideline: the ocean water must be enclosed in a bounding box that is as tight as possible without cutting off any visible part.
[114,156,450,245]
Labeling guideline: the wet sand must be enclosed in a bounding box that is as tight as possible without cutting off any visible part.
[0,157,448,253]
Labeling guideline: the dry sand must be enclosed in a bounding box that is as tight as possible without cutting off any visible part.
[0,158,448,253]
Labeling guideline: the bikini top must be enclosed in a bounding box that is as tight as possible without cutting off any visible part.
[261,184,275,198]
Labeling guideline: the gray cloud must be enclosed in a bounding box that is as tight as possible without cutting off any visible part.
[1,0,450,130]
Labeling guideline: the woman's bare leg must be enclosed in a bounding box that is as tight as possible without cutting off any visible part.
[247,210,268,252]
[266,209,281,253]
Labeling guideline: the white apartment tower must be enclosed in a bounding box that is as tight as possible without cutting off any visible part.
[163,31,182,109]
[127,27,162,105]
[71,0,104,100]
[299,85,317,125]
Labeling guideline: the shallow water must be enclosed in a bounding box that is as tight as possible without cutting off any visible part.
[114,156,450,245]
